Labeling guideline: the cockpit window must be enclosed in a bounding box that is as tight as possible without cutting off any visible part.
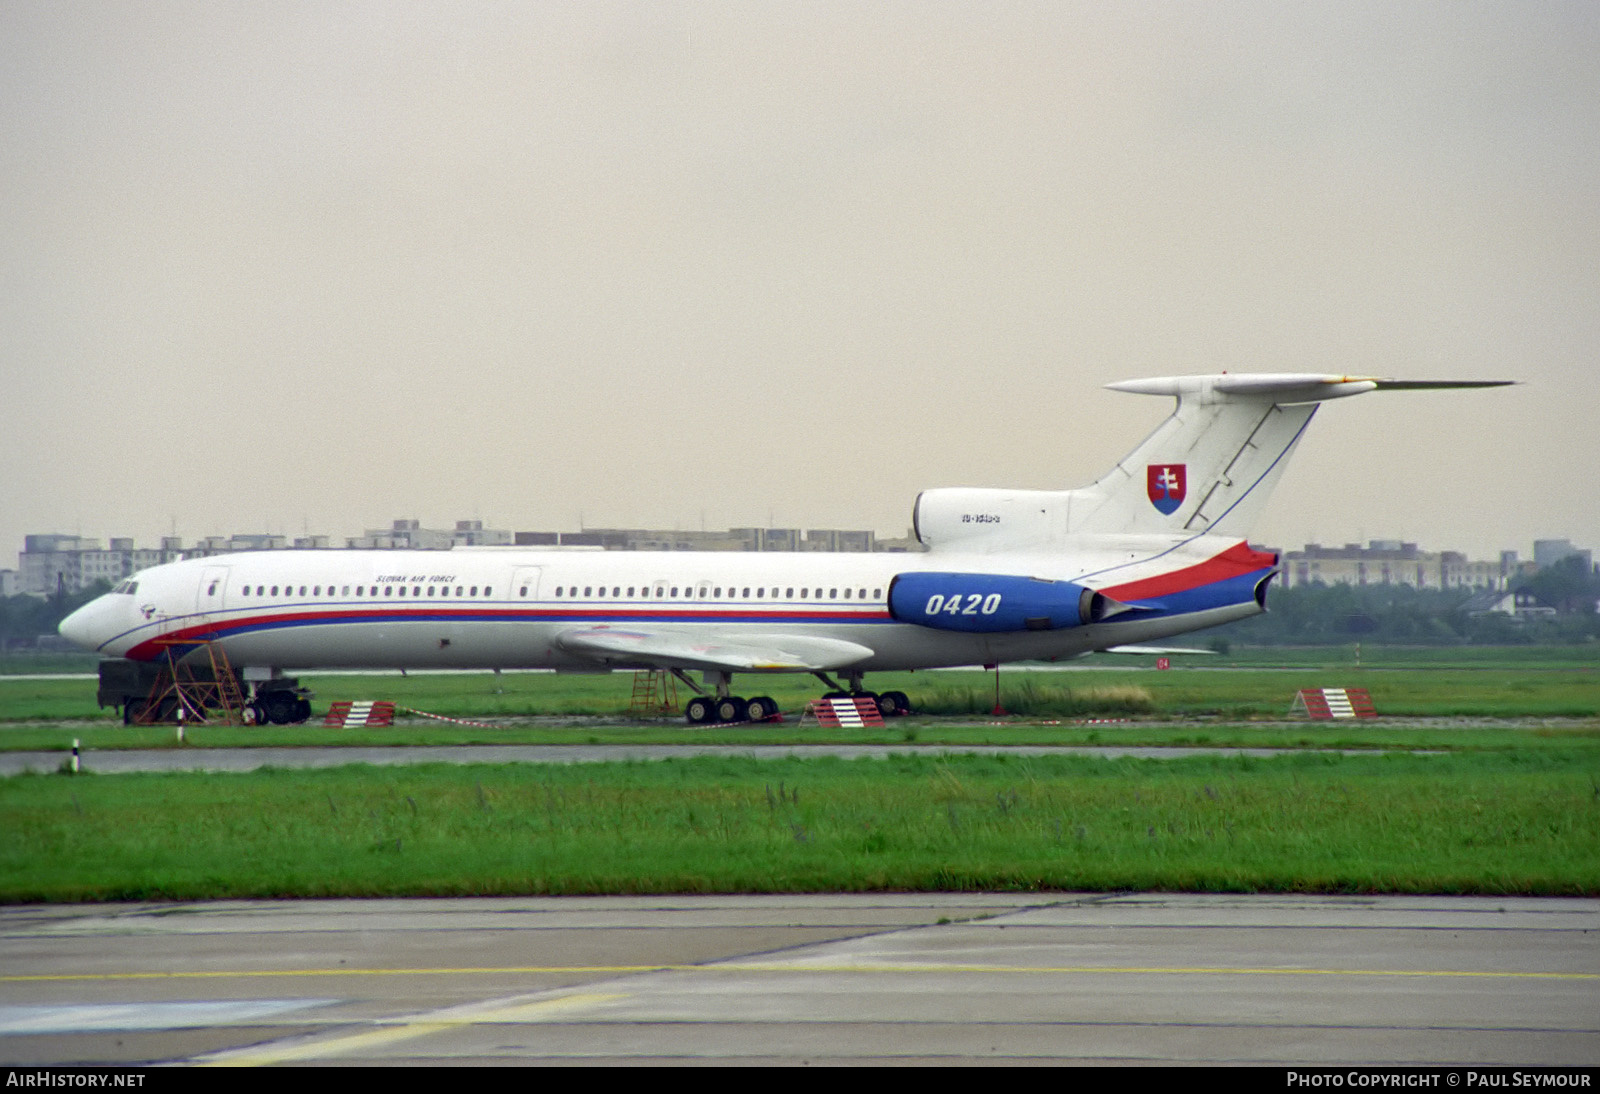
[113,580,139,595]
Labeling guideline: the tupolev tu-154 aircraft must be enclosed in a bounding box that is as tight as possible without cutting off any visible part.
[60,373,1507,725]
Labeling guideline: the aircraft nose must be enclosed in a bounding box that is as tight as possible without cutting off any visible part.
[59,598,109,652]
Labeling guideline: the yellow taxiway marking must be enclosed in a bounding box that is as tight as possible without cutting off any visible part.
[202,992,629,1067]
[1,965,681,982]
[4,964,1594,983]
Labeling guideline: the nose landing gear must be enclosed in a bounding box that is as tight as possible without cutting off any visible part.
[255,690,312,726]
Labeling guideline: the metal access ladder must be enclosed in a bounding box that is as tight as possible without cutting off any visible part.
[131,639,249,726]
[628,670,680,718]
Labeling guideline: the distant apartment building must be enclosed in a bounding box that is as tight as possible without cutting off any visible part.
[512,526,922,553]
[346,519,514,550]
[1533,538,1593,572]
[13,519,921,597]
[1278,540,1528,591]
[25,520,1570,599]
[16,534,187,596]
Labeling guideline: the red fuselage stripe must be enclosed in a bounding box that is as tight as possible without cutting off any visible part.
[124,607,896,661]
[1098,542,1278,601]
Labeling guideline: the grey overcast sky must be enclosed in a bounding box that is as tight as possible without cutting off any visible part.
[3,1,1596,563]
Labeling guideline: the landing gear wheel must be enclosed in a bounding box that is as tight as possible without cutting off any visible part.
[878,690,912,717]
[715,697,748,724]
[745,696,776,723]
[685,696,715,725]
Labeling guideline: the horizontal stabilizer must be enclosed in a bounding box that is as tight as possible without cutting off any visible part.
[1368,379,1516,391]
[1105,374,1513,403]
[1068,372,1512,536]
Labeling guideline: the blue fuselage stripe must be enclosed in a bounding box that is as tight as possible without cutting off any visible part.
[1124,568,1270,618]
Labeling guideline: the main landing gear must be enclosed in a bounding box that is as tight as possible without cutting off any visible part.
[684,693,779,726]
[677,670,782,725]
[838,688,913,718]
[676,670,914,725]
[817,671,913,719]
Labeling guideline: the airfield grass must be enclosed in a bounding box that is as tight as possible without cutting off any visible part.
[2,714,1597,757]
[0,671,1594,758]
[0,647,1595,733]
[3,750,1596,901]
[4,649,1596,902]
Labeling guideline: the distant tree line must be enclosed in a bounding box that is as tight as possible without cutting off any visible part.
[1207,561,1600,647]
[1520,554,1600,614]
[0,581,110,649]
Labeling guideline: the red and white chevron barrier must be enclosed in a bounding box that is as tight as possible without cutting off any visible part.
[323,701,396,727]
[804,697,885,728]
[1290,688,1377,719]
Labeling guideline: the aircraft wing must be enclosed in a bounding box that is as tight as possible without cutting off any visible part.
[555,627,875,673]
[1099,645,1216,655]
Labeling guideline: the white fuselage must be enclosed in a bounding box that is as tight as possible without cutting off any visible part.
[60,535,1271,675]
[59,372,1502,693]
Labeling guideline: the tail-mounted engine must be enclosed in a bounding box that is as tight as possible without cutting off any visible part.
[888,572,1125,633]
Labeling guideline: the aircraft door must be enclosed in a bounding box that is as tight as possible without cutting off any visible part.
[197,566,230,612]
[511,567,543,601]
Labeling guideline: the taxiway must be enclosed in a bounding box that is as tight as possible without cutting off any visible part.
[3,893,1596,1065]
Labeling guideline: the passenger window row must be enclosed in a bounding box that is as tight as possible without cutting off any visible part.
[548,585,882,601]
[237,585,493,598]
[232,582,882,602]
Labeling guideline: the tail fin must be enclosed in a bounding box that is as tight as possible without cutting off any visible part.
[1064,374,1510,537]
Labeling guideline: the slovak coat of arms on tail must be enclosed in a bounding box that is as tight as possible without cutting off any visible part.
[1147,464,1186,515]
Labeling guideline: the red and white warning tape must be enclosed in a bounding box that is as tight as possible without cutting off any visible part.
[979,718,1132,726]
[400,707,506,729]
